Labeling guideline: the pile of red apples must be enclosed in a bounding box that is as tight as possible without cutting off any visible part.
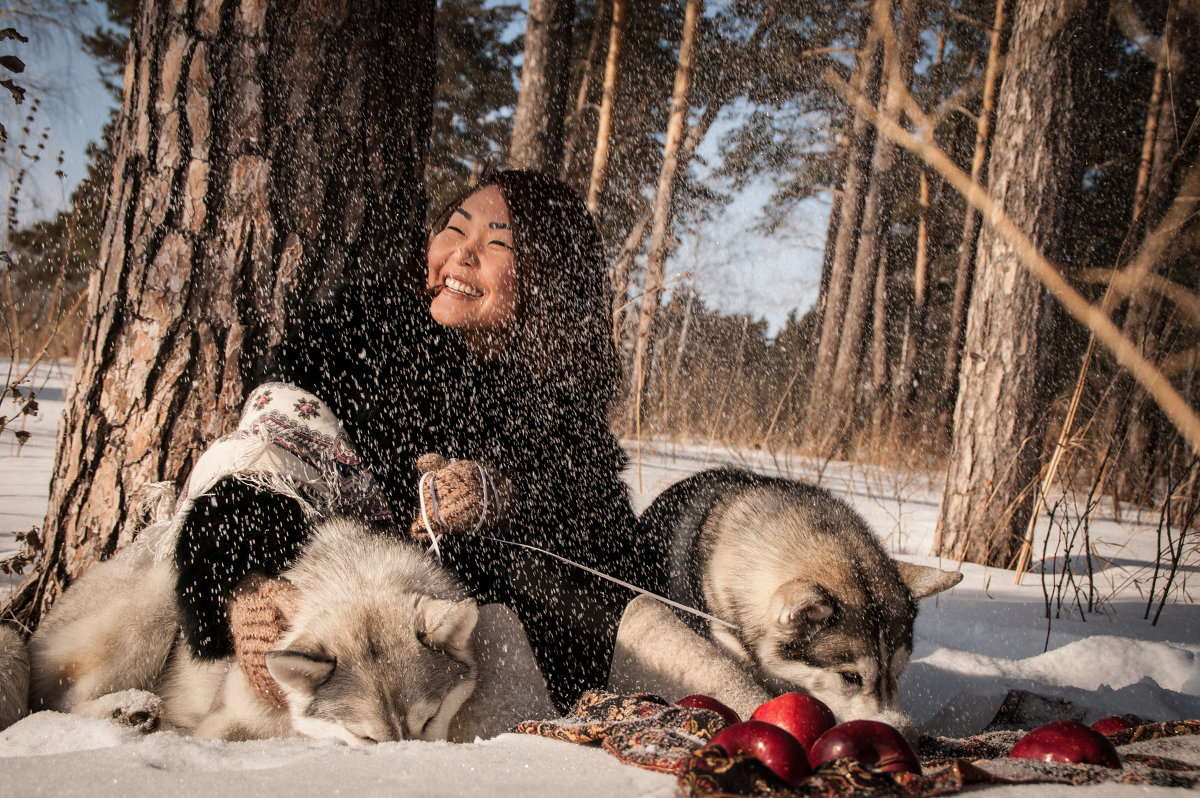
[679,693,1132,787]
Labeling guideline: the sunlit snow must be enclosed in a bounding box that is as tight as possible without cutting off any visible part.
[2,361,1199,796]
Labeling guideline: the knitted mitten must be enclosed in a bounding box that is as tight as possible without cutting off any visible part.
[229,573,299,710]
[409,453,508,540]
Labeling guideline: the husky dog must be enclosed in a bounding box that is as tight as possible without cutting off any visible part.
[639,467,962,722]
[28,517,479,744]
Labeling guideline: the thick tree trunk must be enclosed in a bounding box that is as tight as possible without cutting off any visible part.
[5,0,436,630]
[626,0,702,428]
[935,0,1105,567]
[510,0,576,171]
[586,0,627,212]
[938,0,1013,415]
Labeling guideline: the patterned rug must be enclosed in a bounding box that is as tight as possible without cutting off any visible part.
[515,691,1200,797]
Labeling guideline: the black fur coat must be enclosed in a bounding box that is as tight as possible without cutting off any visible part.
[173,273,642,710]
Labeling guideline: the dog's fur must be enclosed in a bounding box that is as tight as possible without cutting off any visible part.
[639,467,962,722]
[0,623,29,730]
[28,543,179,719]
[28,517,479,744]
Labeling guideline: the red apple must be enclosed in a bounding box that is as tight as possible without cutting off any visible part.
[751,692,837,751]
[709,720,813,786]
[809,720,922,774]
[1010,720,1121,768]
[1091,715,1138,735]
[675,694,741,727]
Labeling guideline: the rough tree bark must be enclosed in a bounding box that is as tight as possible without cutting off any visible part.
[935,0,1105,567]
[938,0,1013,416]
[510,0,576,171]
[3,0,436,631]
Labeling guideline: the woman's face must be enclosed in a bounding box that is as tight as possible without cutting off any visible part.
[427,185,519,353]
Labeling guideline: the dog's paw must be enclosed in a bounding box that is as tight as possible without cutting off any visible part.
[75,689,163,733]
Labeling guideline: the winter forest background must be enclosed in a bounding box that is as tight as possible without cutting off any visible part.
[0,0,1198,633]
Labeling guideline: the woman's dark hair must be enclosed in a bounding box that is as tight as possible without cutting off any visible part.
[428,168,620,403]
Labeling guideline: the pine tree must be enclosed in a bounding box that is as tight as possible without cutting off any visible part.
[5,0,438,629]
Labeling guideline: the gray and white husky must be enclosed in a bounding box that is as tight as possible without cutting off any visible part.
[26,516,479,744]
[639,467,962,723]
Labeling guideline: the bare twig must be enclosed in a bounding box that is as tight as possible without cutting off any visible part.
[1111,0,1163,62]
[1077,267,1200,331]
[1151,452,1199,624]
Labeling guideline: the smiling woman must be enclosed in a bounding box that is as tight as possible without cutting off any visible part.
[167,168,643,715]
[427,184,520,353]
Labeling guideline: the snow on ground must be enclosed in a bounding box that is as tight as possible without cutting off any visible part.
[2,362,1200,796]
[0,359,70,564]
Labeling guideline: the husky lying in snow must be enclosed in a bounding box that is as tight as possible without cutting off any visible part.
[638,467,962,723]
[26,517,479,744]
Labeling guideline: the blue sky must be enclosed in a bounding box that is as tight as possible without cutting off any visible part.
[4,1,826,334]
[679,109,828,333]
[1,3,115,223]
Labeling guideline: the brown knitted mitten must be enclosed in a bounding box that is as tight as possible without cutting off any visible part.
[409,453,508,541]
[229,573,299,710]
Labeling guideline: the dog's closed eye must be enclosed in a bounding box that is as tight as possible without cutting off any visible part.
[839,671,864,689]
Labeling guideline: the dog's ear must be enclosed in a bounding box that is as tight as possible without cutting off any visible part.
[768,579,834,631]
[266,638,335,693]
[895,562,963,599]
[419,597,479,659]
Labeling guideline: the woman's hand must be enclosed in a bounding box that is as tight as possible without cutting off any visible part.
[228,573,298,710]
[409,453,507,540]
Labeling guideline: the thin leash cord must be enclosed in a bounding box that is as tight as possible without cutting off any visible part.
[474,464,502,531]
[480,535,737,630]
[417,465,735,630]
[418,470,444,562]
